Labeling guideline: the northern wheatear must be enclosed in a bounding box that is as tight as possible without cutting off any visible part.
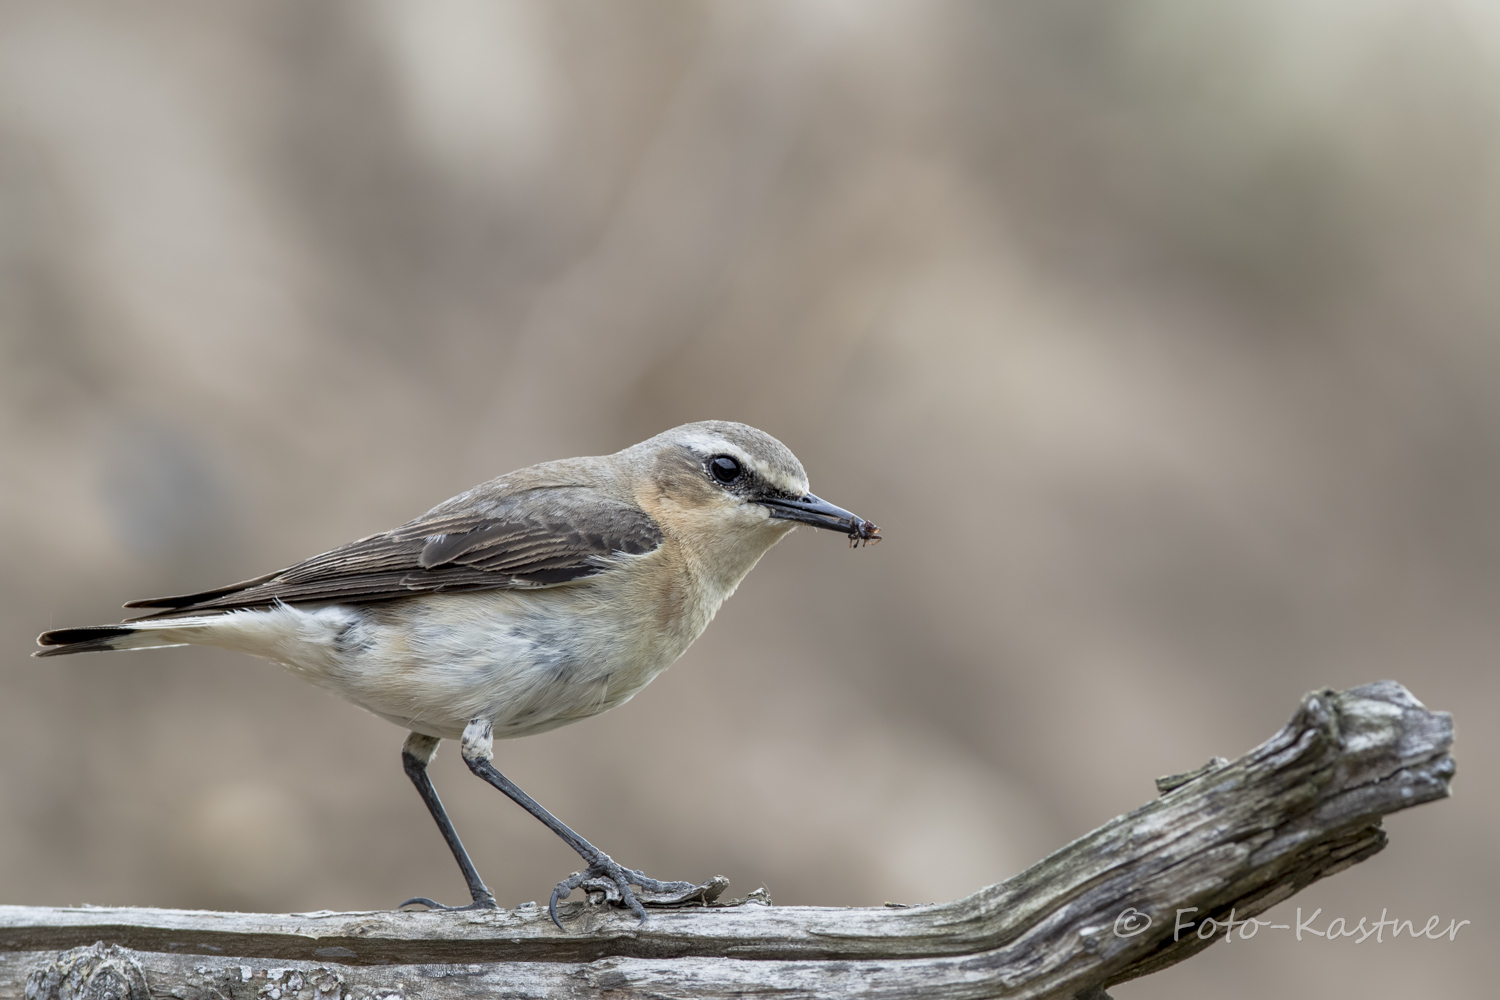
[36,421,879,925]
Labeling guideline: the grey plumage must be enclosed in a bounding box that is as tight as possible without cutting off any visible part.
[32,420,879,924]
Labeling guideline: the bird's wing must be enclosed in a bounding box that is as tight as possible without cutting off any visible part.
[122,487,663,618]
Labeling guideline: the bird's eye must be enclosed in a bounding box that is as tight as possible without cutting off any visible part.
[709,455,742,484]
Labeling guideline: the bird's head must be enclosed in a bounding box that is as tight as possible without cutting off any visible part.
[628,421,879,584]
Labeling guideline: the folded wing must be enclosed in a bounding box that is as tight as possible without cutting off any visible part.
[122,487,663,619]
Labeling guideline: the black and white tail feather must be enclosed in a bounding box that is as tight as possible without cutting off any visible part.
[36,617,223,657]
[29,420,879,928]
[34,475,669,659]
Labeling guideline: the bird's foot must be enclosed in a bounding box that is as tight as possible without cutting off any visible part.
[549,856,727,928]
[398,893,499,912]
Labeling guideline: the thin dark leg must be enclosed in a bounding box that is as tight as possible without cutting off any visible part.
[399,733,498,910]
[459,718,713,928]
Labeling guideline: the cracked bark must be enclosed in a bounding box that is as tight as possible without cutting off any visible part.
[0,680,1454,1000]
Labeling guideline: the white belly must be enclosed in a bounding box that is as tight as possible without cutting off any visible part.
[137,541,752,741]
[160,579,701,741]
[324,586,693,739]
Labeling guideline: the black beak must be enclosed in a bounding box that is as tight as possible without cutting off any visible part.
[759,493,881,546]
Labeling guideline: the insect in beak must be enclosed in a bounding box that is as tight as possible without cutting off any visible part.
[758,493,881,546]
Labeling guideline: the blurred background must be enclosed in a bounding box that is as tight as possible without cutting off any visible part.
[0,1,1495,996]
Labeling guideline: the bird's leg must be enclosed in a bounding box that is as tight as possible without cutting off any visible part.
[459,718,721,928]
[398,732,499,911]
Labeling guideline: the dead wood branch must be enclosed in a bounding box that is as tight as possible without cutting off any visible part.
[0,680,1454,1000]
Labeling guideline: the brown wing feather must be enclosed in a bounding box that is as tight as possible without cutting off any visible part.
[123,488,663,619]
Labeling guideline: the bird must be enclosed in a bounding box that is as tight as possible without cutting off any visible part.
[35,420,880,927]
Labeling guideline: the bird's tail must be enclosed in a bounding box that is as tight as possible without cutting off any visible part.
[34,618,217,657]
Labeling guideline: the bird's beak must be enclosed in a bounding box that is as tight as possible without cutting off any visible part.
[759,493,881,546]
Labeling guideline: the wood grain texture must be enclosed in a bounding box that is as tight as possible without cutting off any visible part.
[0,681,1454,1000]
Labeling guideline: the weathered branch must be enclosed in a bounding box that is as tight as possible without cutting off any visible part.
[1,681,1454,1000]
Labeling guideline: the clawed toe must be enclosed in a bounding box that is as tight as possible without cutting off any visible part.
[547,860,728,928]
[398,894,499,912]
[550,865,641,926]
